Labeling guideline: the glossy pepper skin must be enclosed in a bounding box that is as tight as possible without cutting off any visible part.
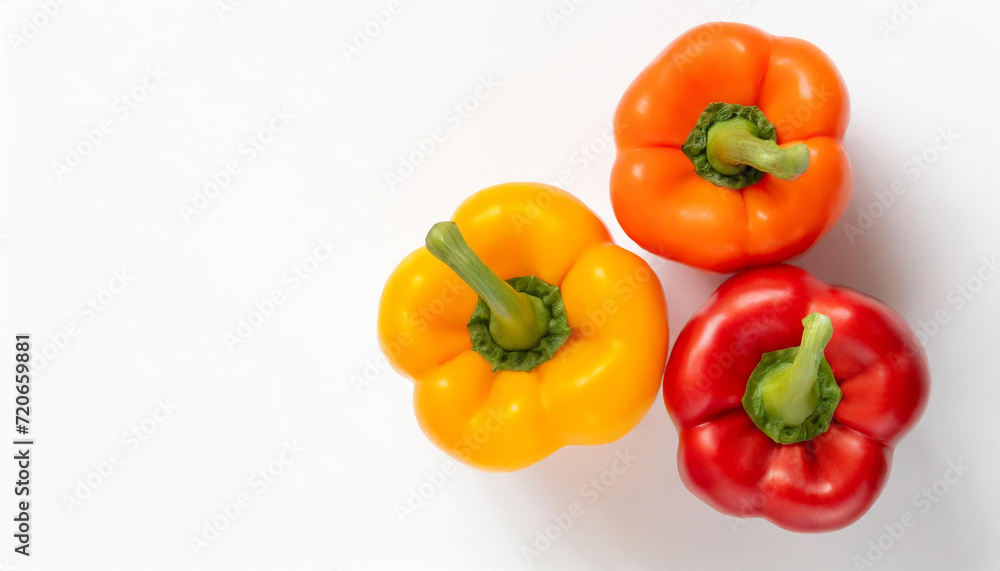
[663,265,929,532]
[378,183,669,471]
[612,22,851,272]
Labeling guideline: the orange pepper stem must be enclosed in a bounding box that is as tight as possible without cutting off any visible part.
[707,117,810,182]
[682,103,811,190]
[425,222,551,351]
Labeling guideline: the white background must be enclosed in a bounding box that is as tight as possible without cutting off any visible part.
[1,1,998,569]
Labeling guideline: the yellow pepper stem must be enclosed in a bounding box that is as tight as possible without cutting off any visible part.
[425,222,551,351]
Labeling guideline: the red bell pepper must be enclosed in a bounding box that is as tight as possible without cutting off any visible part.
[663,265,929,532]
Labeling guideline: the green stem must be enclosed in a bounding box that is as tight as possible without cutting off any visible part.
[682,103,811,190]
[760,313,833,424]
[742,312,842,444]
[707,118,810,181]
[425,222,550,351]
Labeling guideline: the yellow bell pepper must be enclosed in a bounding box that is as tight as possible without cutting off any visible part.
[378,183,669,471]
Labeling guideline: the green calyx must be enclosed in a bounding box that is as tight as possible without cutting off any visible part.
[425,222,571,372]
[682,102,810,190]
[742,313,842,444]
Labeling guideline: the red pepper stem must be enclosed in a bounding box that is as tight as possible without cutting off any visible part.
[760,313,833,424]
[425,222,550,351]
[707,118,810,181]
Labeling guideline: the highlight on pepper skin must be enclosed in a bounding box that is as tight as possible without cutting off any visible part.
[661,264,930,532]
[611,22,852,273]
[377,183,670,471]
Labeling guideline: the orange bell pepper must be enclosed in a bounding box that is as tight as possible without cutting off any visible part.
[611,22,851,272]
[378,183,669,471]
